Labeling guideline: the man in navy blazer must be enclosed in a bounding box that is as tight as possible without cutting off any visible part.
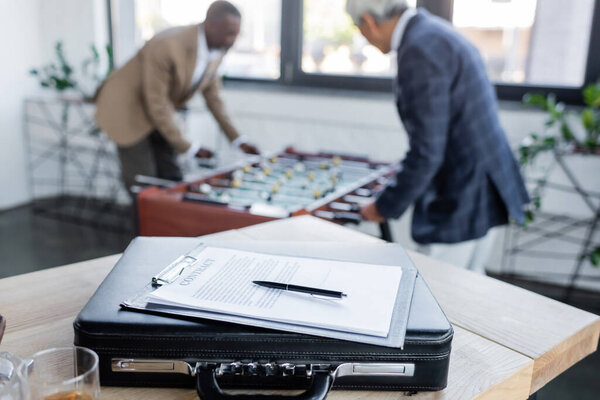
[346,0,529,272]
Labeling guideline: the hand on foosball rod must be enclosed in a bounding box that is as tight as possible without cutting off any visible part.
[239,142,261,155]
[360,201,385,223]
[194,147,215,159]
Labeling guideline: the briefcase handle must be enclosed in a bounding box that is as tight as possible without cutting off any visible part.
[196,364,333,400]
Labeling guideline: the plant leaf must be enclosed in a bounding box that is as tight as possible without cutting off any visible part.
[560,122,575,141]
[90,44,99,60]
[583,83,600,108]
[523,210,534,227]
[590,247,600,267]
[547,96,562,121]
[543,136,557,147]
[523,93,547,108]
[519,145,531,165]
[546,93,557,110]
[582,108,596,131]
[584,137,598,149]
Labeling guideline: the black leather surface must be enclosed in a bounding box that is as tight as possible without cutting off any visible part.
[74,237,452,390]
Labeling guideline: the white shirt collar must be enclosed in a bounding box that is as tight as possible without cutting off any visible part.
[191,24,223,88]
[199,24,208,57]
[390,8,418,52]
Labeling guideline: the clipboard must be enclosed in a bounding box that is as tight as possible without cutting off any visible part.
[151,244,208,286]
[121,240,418,348]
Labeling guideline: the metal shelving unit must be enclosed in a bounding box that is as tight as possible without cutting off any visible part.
[23,97,133,232]
[502,150,600,300]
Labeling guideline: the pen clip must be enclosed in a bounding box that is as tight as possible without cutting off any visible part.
[152,255,198,286]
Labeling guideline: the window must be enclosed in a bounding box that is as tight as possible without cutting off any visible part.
[452,0,595,87]
[110,0,600,103]
[132,0,281,79]
[301,0,417,78]
[302,0,394,77]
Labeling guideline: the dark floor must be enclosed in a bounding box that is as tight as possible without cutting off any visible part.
[1,203,599,399]
[0,201,135,278]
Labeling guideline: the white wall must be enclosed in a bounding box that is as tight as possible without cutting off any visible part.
[0,0,109,210]
[0,0,42,209]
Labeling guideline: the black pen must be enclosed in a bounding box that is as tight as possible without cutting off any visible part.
[253,281,347,299]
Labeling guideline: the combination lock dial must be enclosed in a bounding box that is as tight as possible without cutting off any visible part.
[215,362,329,378]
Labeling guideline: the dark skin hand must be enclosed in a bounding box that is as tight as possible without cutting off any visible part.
[195,147,215,159]
[195,143,260,159]
[360,200,385,222]
[239,142,260,155]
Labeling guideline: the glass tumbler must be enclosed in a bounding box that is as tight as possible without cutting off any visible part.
[0,352,24,400]
[18,347,99,400]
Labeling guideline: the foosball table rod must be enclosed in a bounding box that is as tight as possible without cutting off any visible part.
[313,210,362,225]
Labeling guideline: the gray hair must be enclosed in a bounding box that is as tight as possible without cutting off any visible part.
[346,0,408,26]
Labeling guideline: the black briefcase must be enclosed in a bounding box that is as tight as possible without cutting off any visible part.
[74,237,453,398]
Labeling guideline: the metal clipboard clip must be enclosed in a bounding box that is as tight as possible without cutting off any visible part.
[151,243,208,287]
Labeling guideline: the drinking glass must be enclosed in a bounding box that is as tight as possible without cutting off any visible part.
[0,352,24,400]
[18,347,99,400]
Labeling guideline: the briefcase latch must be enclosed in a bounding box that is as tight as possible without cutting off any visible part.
[335,363,415,377]
[112,359,195,376]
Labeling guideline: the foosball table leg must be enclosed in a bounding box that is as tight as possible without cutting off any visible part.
[379,220,394,242]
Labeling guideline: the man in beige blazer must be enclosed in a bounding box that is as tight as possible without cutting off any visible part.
[95,1,259,194]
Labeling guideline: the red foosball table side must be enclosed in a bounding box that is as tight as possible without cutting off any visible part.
[137,186,278,237]
[136,148,396,238]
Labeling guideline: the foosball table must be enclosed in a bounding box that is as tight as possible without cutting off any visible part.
[137,147,396,238]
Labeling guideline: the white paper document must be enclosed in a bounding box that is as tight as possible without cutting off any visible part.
[147,246,403,337]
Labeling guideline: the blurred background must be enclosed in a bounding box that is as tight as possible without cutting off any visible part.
[0,1,599,397]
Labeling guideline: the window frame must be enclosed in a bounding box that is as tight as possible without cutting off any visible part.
[109,0,600,104]
[223,0,394,91]
[437,0,600,104]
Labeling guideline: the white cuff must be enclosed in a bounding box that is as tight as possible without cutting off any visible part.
[231,135,248,148]
[185,140,202,158]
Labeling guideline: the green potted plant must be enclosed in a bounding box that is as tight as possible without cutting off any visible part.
[520,84,599,164]
[29,41,112,128]
[519,83,600,266]
[30,41,112,100]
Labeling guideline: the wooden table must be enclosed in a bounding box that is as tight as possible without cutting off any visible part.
[1,216,598,399]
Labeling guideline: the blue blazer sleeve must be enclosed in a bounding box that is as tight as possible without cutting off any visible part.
[375,45,452,218]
